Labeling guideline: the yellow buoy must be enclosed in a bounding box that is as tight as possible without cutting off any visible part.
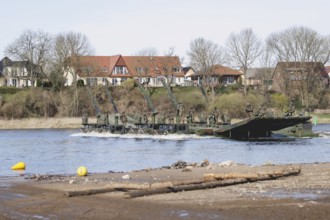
[77,166,88,176]
[11,162,26,170]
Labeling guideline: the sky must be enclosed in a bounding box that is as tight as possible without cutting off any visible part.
[1,0,329,65]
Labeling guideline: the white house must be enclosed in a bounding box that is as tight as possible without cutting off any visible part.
[64,55,188,87]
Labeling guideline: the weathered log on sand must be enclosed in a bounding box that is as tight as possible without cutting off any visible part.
[66,167,301,198]
[204,167,301,181]
[65,182,149,197]
[125,178,247,198]
[65,188,116,197]
[125,167,301,199]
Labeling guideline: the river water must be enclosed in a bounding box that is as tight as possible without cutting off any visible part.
[1,124,330,177]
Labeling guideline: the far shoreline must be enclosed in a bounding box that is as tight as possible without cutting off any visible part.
[0,115,329,130]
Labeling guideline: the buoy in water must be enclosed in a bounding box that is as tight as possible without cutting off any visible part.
[77,166,88,176]
[11,162,26,170]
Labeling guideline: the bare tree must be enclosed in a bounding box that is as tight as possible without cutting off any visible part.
[5,29,52,86]
[50,32,95,116]
[50,31,95,87]
[226,28,262,94]
[267,26,330,63]
[134,47,159,56]
[187,37,226,105]
[267,26,330,106]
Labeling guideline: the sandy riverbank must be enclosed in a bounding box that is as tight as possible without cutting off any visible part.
[0,117,82,129]
[1,162,330,219]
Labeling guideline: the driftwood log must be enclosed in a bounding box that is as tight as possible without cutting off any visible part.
[65,166,301,198]
[64,182,150,197]
[124,167,301,199]
[125,178,247,198]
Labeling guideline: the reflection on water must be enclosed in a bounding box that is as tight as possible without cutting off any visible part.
[0,124,330,176]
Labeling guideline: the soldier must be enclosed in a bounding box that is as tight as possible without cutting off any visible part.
[176,102,185,123]
[168,111,174,124]
[142,113,148,124]
[82,112,88,125]
[212,107,219,122]
[221,110,231,124]
[287,101,295,116]
[245,103,253,118]
[120,112,128,126]
[186,109,194,124]
[157,111,166,124]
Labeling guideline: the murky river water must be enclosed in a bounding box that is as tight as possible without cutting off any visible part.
[0,124,330,176]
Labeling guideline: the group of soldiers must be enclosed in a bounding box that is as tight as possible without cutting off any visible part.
[245,101,297,118]
[85,101,301,127]
[83,103,234,126]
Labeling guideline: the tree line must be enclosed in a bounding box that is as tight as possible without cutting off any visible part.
[2,26,330,117]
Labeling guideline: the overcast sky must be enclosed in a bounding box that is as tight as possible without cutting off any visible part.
[1,0,329,65]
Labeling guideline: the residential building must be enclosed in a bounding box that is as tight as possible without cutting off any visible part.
[196,64,243,86]
[65,55,186,87]
[0,57,41,87]
[272,62,329,96]
[182,67,197,86]
[245,67,274,89]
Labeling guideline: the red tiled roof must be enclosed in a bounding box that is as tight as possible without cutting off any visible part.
[73,55,184,78]
[122,56,184,77]
[210,65,242,76]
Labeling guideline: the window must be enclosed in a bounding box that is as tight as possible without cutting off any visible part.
[172,67,181,72]
[101,66,108,72]
[113,66,127,74]
[87,77,97,86]
[223,76,235,84]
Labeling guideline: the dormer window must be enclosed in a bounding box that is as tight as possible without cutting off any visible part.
[172,67,181,72]
[101,66,108,73]
[113,66,128,75]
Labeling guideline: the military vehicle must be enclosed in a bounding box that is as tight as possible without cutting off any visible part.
[81,84,313,140]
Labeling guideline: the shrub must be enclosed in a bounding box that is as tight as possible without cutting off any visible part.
[269,93,289,111]
[121,78,135,91]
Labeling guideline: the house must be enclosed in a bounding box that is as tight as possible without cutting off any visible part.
[245,67,274,89]
[196,64,243,86]
[272,62,329,96]
[325,66,330,78]
[183,67,197,86]
[65,55,186,87]
[0,57,42,87]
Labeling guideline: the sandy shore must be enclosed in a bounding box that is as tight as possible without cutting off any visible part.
[1,162,330,219]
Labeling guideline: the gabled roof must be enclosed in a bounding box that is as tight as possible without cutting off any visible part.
[0,56,40,76]
[73,55,184,78]
[73,55,123,77]
[274,62,328,78]
[123,56,184,77]
[210,65,242,76]
[183,67,196,77]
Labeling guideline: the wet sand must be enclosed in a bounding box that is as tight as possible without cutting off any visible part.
[1,162,330,219]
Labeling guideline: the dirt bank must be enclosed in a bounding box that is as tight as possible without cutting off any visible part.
[1,162,330,219]
[0,117,82,129]
[0,115,328,130]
